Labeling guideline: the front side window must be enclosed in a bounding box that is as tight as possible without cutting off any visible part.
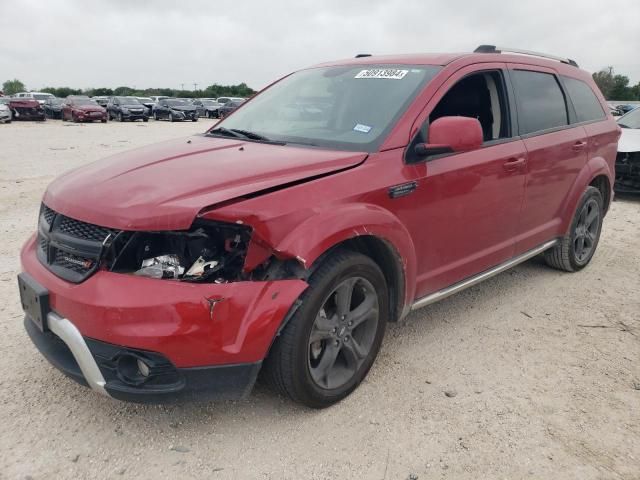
[511,70,568,135]
[429,70,510,142]
[562,77,606,123]
[215,65,441,151]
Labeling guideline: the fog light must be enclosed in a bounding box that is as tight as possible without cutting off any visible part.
[137,358,150,377]
[116,354,151,386]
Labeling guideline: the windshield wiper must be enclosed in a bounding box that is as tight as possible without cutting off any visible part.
[229,129,273,142]
[206,127,286,145]
[206,127,246,139]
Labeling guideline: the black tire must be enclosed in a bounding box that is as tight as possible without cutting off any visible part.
[169,112,175,122]
[154,111,159,121]
[143,118,148,122]
[545,186,603,272]
[263,250,388,408]
[118,112,124,122]
[192,117,198,122]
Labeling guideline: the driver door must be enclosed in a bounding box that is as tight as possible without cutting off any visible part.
[401,64,528,298]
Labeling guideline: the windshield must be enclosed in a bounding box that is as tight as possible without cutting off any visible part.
[117,97,141,105]
[214,65,441,151]
[73,99,99,106]
[201,100,217,106]
[166,99,190,106]
[49,98,62,105]
[618,108,640,129]
[138,98,152,103]
[33,94,52,100]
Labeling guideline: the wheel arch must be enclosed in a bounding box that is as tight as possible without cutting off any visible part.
[560,157,613,234]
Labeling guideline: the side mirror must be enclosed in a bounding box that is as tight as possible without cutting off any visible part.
[415,116,483,157]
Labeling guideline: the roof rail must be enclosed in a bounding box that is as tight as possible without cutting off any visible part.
[355,53,372,58]
[474,45,578,67]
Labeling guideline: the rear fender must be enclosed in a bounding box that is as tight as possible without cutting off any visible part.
[560,157,613,234]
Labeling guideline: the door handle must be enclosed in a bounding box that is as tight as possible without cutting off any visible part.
[503,157,526,171]
[572,141,587,151]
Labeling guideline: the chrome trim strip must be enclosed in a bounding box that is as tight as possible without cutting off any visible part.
[47,312,108,396]
[411,240,558,311]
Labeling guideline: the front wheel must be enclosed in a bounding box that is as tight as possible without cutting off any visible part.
[545,186,604,272]
[263,250,388,408]
[117,112,124,122]
[169,112,175,122]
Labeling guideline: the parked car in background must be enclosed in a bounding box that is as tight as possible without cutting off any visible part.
[218,99,245,118]
[0,98,12,123]
[8,97,46,121]
[148,96,170,113]
[107,96,149,122]
[92,96,110,108]
[616,104,640,115]
[43,97,64,119]
[13,91,55,105]
[216,96,245,105]
[608,105,623,117]
[61,96,107,123]
[153,98,198,122]
[192,98,222,118]
[136,97,155,116]
[615,108,640,193]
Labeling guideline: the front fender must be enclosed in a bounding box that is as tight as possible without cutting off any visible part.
[560,156,613,234]
[273,203,417,307]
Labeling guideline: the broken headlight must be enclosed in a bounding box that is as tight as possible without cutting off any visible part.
[108,221,251,283]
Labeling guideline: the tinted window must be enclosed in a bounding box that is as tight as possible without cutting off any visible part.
[562,77,605,123]
[511,70,568,135]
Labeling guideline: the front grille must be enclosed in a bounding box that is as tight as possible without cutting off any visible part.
[58,215,115,241]
[53,249,95,274]
[37,204,121,283]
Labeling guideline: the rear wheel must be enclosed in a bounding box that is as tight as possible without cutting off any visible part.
[169,112,175,122]
[154,111,159,121]
[263,250,388,408]
[545,186,604,272]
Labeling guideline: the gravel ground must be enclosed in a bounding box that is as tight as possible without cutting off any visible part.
[0,120,639,480]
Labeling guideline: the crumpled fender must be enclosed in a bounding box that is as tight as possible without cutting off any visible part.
[560,156,613,233]
[205,202,417,309]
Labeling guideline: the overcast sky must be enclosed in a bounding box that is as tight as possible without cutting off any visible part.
[2,0,639,92]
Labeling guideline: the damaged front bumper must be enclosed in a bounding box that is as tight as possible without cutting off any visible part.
[615,151,640,193]
[20,235,308,402]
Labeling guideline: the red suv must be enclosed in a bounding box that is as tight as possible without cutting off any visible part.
[18,46,620,408]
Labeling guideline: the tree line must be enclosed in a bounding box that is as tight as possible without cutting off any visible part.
[1,79,256,99]
[592,67,640,101]
[4,67,640,101]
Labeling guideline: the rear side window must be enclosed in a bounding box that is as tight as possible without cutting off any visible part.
[562,77,606,123]
[511,70,568,135]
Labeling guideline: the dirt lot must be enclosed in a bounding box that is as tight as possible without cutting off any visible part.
[0,120,638,480]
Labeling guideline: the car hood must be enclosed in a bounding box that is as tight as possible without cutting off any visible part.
[43,135,367,231]
[618,128,640,153]
[170,106,196,111]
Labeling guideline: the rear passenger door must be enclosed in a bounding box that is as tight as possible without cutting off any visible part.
[508,64,588,253]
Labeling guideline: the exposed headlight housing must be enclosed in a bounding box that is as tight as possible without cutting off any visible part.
[107,221,252,283]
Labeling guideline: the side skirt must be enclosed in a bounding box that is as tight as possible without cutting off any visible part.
[411,239,558,311]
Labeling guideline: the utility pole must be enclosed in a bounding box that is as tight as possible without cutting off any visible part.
[180,83,185,91]
[193,83,198,91]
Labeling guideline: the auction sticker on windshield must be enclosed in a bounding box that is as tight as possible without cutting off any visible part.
[355,69,408,79]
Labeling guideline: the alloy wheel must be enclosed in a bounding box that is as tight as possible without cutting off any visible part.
[573,198,600,263]
[308,276,379,389]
